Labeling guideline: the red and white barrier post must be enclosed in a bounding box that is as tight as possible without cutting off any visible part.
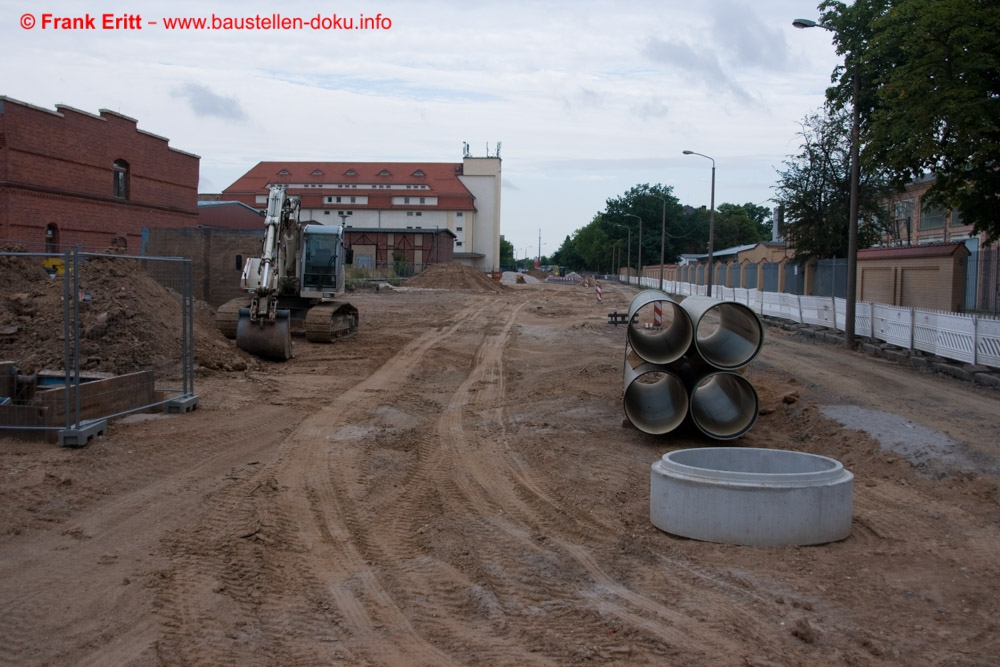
[654,301,662,328]
[595,280,602,302]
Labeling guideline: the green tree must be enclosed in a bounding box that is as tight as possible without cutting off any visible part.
[821,0,1000,242]
[714,203,772,250]
[550,234,584,272]
[499,237,515,269]
[775,109,891,263]
[602,184,686,271]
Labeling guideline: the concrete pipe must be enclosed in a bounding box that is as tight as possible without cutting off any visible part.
[679,296,763,371]
[650,448,854,546]
[687,371,759,440]
[623,352,689,435]
[626,290,693,365]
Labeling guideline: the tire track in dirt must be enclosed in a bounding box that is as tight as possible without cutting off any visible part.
[424,301,761,658]
[0,402,306,667]
[149,296,493,666]
[325,293,754,661]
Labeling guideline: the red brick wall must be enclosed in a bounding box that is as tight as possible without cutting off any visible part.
[0,98,199,252]
[145,227,263,307]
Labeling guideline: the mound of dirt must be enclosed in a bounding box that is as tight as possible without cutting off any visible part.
[403,262,507,293]
[0,253,257,375]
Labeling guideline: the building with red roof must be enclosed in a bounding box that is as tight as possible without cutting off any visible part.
[222,152,502,272]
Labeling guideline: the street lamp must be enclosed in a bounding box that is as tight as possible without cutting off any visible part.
[682,150,715,297]
[794,17,859,350]
[624,213,642,286]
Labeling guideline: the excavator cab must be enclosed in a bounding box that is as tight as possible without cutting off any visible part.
[300,225,346,298]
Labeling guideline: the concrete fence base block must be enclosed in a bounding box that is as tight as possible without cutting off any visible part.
[650,447,854,546]
[59,419,107,448]
[165,395,200,414]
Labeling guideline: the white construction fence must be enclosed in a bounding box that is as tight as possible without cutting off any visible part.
[625,276,1000,370]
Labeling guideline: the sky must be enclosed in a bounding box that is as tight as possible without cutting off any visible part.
[2,0,843,259]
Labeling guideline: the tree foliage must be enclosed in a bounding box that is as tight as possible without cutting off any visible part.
[821,0,1000,242]
[499,237,515,269]
[715,203,772,249]
[774,109,891,262]
[550,184,772,272]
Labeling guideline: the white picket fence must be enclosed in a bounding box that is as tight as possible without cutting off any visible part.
[628,275,1000,369]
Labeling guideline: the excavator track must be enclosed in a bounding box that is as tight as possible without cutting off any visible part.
[305,301,359,343]
[216,297,251,339]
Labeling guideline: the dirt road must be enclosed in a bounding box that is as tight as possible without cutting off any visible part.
[2,279,999,666]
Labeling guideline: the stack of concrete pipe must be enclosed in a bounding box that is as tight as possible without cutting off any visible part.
[622,290,763,440]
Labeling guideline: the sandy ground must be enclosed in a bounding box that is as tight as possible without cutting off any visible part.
[2,279,999,666]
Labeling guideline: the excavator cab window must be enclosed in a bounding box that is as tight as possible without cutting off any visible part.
[303,234,339,291]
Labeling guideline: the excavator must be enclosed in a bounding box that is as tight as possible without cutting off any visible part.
[215,185,358,360]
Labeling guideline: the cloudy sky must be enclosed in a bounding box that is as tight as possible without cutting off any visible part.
[3,0,841,258]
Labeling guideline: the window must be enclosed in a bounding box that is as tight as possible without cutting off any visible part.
[412,169,425,177]
[457,242,463,247]
[416,212,422,216]
[312,169,324,176]
[344,169,357,176]
[45,224,59,254]
[920,202,946,230]
[407,211,414,216]
[378,169,391,177]
[456,212,463,217]
[327,196,333,203]
[324,211,330,215]
[336,196,342,203]
[235,254,243,270]
[456,226,463,232]
[419,197,425,204]
[113,159,129,199]
[404,197,410,204]
[350,196,356,203]
[893,199,912,241]
[278,169,290,176]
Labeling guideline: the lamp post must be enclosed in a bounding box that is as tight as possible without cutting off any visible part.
[793,17,858,350]
[682,150,715,297]
[648,194,668,291]
[624,213,642,287]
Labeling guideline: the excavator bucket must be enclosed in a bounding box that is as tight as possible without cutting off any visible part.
[236,308,293,361]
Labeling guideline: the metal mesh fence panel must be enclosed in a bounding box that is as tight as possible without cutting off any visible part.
[0,250,196,444]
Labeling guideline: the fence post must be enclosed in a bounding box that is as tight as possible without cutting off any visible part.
[974,314,979,366]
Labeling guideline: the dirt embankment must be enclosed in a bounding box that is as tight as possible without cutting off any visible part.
[0,253,256,374]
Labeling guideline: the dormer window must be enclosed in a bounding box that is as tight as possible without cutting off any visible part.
[311,169,324,176]
[378,169,391,177]
[344,169,357,176]
[278,169,290,176]
[412,169,425,177]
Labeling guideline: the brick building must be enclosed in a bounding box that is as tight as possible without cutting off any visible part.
[884,174,987,250]
[0,96,199,253]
